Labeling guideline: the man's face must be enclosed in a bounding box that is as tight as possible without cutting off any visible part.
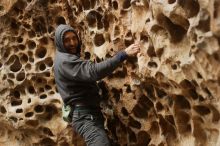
[63,31,79,54]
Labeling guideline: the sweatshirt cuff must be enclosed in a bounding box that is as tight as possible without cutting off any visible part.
[116,51,128,62]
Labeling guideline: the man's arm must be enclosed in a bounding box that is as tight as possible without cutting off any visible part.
[61,43,140,82]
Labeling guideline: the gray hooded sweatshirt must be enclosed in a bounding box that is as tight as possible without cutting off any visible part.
[54,24,127,106]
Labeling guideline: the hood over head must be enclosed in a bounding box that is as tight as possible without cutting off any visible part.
[54,24,81,55]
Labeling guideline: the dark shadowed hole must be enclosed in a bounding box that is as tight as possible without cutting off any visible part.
[147,46,156,57]
[28,98,31,103]
[174,95,191,109]
[121,107,129,116]
[34,105,44,113]
[43,127,54,136]
[10,56,22,72]
[45,85,52,90]
[13,90,20,98]
[25,112,34,117]
[32,16,47,34]
[27,40,36,50]
[137,131,151,145]
[123,0,131,9]
[18,44,25,50]
[209,105,220,122]
[176,111,191,134]
[193,105,210,116]
[28,86,35,94]
[197,72,203,79]
[0,106,7,114]
[40,138,56,146]
[84,52,91,60]
[180,79,195,89]
[16,108,23,113]
[16,71,25,81]
[165,115,175,125]
[128,129,137,143]
[17,37,23,43]
[45,57,53,67]
[124,39,134,47]
[11,99,22,106]
[0,5,4,11]
[28,30,36,38]
[8,73,15,79]
[155,87,167,98]
[39,63,46,71]
[156,102,164,111]
[148,61,158,68]
[9,116,18,123]
[112,1,118,10]
[40,94,47,99]
[20,54,28,63]
[128,116,141,129]
[0,62,2,68]
[188,89,198,100]
[159,114,177,140]
[196,9,210,32]
[81,0,90,10]
[178,0,200,18]
[94,33,105,47]
[55,16,66,25]
[39,37,48,45]
[168,0,176,4]
[36,47,47,58]
[111,88,121,103]
[86,10,97,28]
[171,64,177,70]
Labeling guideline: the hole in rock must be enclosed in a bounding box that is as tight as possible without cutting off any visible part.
[9,116,18,123]
[39,37,48,45]
[128,116,141,129]
[165,115,175,125]
[55,16,66,25]
[28,86,35,94]
[16,108,23,113]
[25,112,34,118]
[86,10,97,28]
[18,44,25,50]
[40,94,47,99]
[196,9,210,32]
[155,87,167,98]
[147,46,156,57]
[148,61,158,68]
[121,107,129,116]
[188,89,198,100]
[149,121,160,135]
[45,85,52,90]
[174,95,191,109]
[20,54,28,63]
[17,37,23,43]
[33,16,47,34]
[45,57,53,67]
[84,52,91,60]
[10,56,22,72]
[178,0,200,18]
[123,0,131,9]
[81,0,90,10]
[168,0,176,4]
[43,127,54,136]
[111,88,121,102]
[34,105,44,113]
[27,40,36,50]
[112,1,118,10]
[13,90,20,98]
[36,47,47,58]
[137,131,151,145]
[28,98,31,103]
[128,129,137,143]
[40,138,56,146]
[28,30,36,38]
[94,33,105,47]
[11,99,22,106]
[156,102,164,111]
[0,106,7,114]
[39,63,46,71]
[193,105,211,116]
[0,5,4,11]
[16,71,25,81]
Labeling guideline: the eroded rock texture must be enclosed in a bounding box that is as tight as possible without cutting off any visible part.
[0,0,220,146]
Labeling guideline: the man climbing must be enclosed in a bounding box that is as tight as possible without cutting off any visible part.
[54,24,140,146]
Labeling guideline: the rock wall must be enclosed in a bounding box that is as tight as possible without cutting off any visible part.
[0,0,220,146]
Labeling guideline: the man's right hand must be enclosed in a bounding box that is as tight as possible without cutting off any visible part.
[125,42,141,57]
